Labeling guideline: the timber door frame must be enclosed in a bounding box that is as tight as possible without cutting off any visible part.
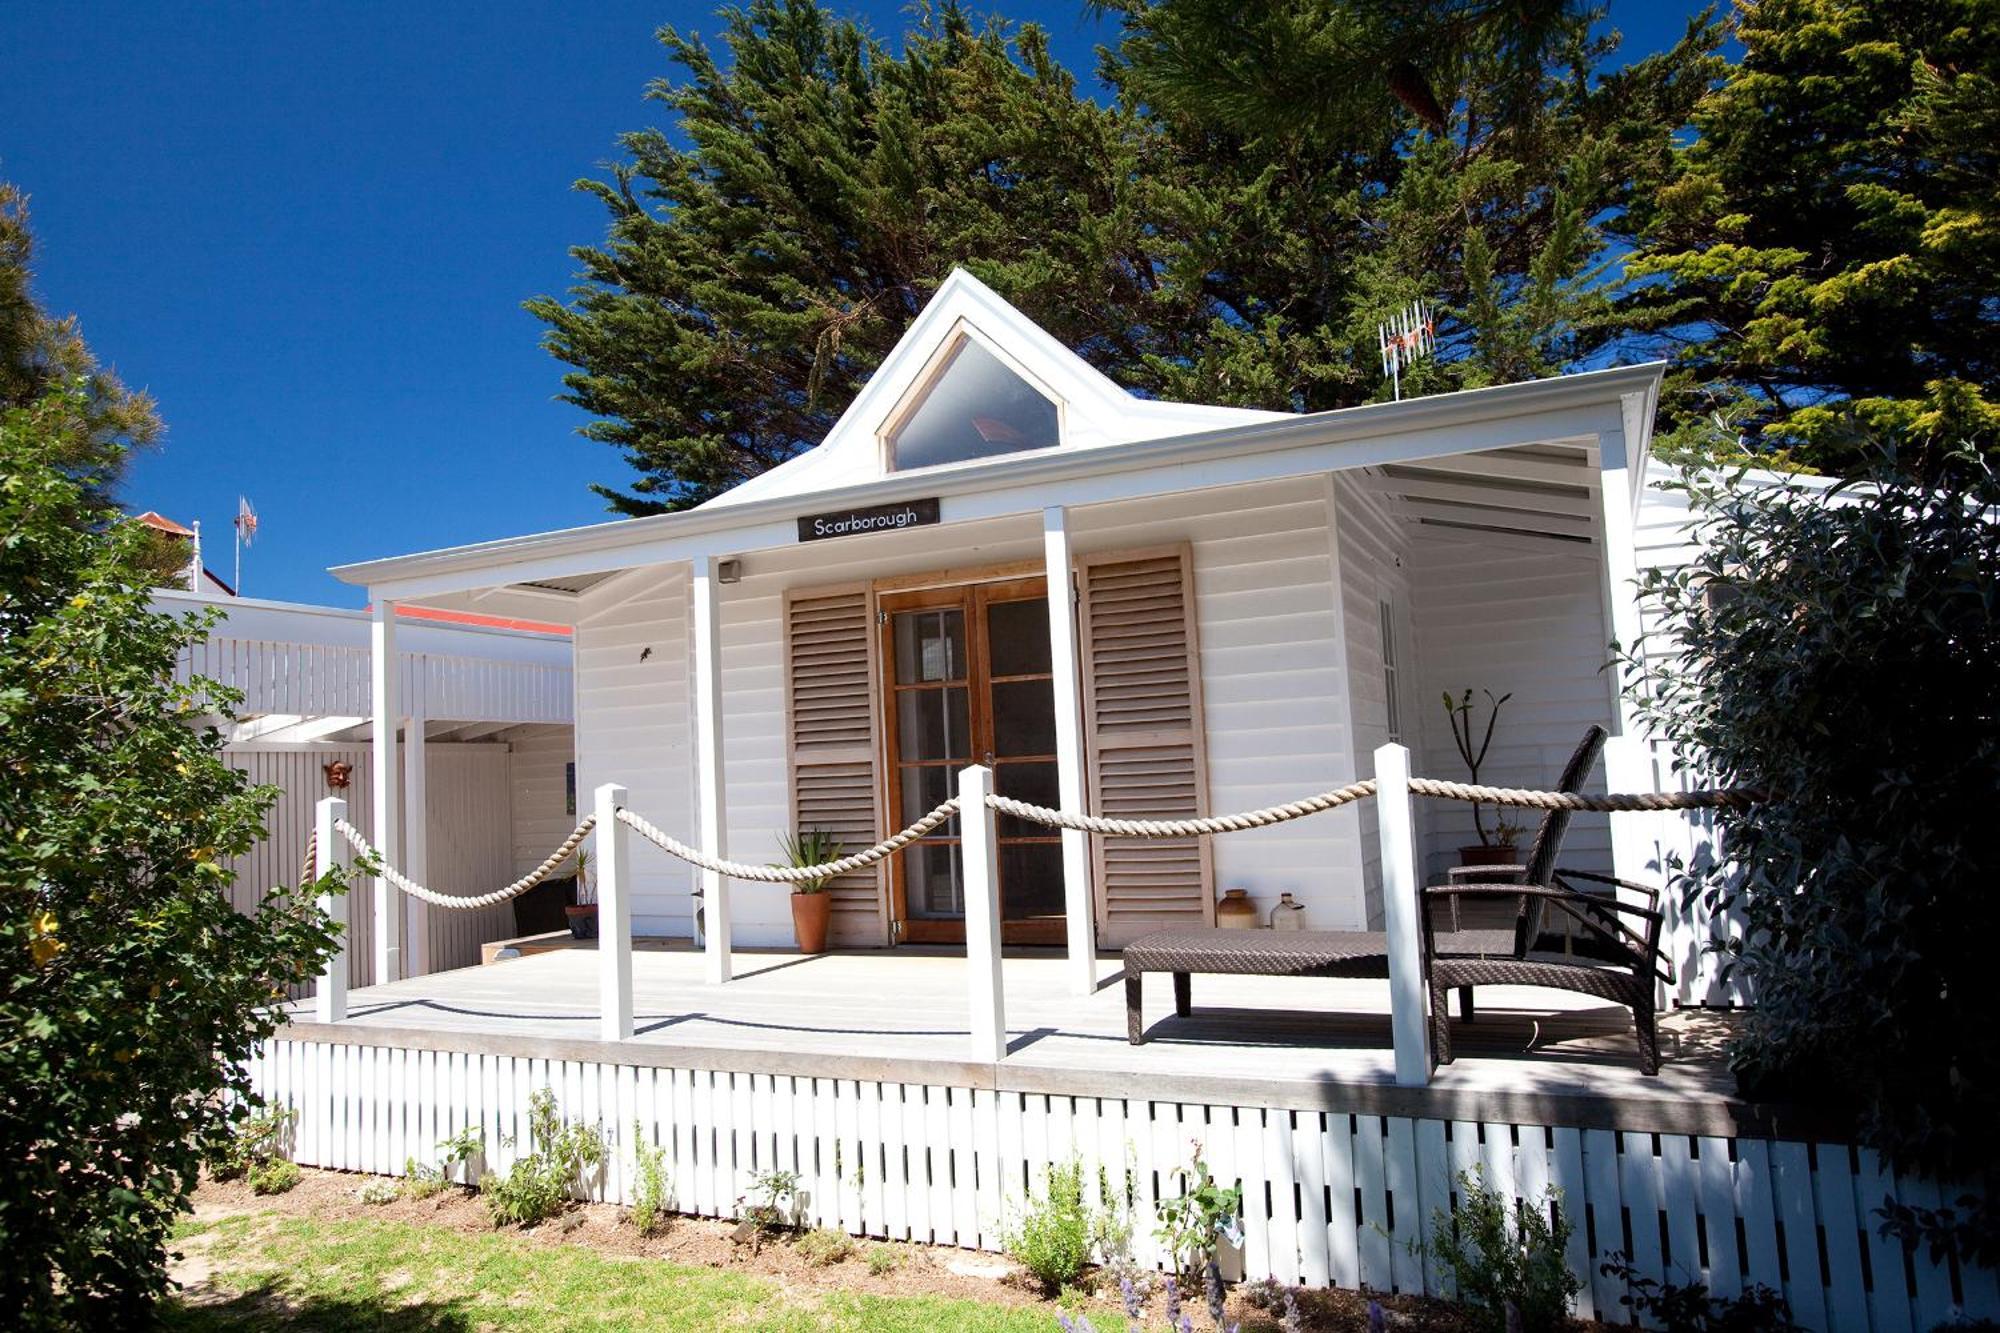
[877,574,1065,946]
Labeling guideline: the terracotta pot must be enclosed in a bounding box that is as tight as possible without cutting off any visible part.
[564,903,599,940]
[1457,843,1523,870]
[1216,888,1259,929]
[791,891,832,954]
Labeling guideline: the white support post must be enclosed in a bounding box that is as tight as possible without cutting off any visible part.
[1596,406,1667,900]
[403,685,429,977]
[1043,506,1098,995]
[691,556,731,985]
[1373,743,1430,1086]
[369,598,402,985]
[314,796,350,1023]
[595,782,633,1041]
[958,764,1007,1063]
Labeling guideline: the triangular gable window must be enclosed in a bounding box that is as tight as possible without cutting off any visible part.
[885,334,1059,471]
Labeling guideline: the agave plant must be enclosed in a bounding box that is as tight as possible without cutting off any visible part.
[774,829,843,894]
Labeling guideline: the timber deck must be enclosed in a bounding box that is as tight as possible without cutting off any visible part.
[280,942,1786,1137]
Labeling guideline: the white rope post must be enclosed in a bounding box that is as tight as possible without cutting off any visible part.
[403,684,429,976]
[1374,743,1430,1086]
[595,783,633,1041]
[314,796,349,1023]
[1044,506,1099,996]
[959,764,1007,1063]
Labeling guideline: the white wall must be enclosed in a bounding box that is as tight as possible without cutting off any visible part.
[1406,524,1617,886]
[506,723,576,880]
[572,569,695,938]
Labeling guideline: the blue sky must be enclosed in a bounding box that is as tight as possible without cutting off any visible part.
[2,2,1718,606]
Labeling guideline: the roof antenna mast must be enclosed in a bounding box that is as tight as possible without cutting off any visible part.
[1377,299,1436,402]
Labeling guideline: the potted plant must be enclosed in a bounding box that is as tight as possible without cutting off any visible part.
[563,847,598,940]
[1442,687,1519,869]
[775,829,841,955]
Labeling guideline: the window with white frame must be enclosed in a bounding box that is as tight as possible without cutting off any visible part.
[885,334,1059,471]
[1379,598,1402,743]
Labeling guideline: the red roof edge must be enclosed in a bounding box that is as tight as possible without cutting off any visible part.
[368,603,573,637]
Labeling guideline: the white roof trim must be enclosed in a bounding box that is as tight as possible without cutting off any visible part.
[332,361,1666,601]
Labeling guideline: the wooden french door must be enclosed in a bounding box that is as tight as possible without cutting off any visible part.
[880,578,1066,945]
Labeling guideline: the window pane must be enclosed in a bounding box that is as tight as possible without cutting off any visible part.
[995,760,1060,838]
[991,678,1056,757]
[898,764,960,835]
[908,842,964,919]
[897,686,970,761]
[1001,843,1064,921]
[889,338,1060,470]
[894,609,964,684]
[987,597,1051,677]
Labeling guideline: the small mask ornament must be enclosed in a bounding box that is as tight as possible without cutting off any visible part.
[323,760,353,790]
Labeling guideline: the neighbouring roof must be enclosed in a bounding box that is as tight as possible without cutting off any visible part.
[133,509,196,536]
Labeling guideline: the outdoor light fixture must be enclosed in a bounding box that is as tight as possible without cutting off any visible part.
[717,558,742,584]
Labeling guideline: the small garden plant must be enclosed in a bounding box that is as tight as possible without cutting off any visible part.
[795,1225,855,1266]
[404,1124,483,1200]
[212,1105,300,1195]
[629,1123,672,1235]
[1424,1170,1579,1332]
[1599,1251,1802,1331]
[479,1087,605,1227]
[1004,1156,1128,1294]
[733,1166,801,1250]
[1153,1142,1243,1284]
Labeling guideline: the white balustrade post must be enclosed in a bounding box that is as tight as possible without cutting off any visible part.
[369,598,402,985]
[595,783,633,1042]
[1373,743,1430,1086]
[1043,506,1099,996]
[314,796,350,1023]
[958,764,1007,1063]
[403,686,429,977]
[691,556,731,984]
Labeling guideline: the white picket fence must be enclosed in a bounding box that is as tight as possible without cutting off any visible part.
[248,1036,1994,1332]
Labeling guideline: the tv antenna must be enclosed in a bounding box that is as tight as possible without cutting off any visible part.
[1377,300,1435,401]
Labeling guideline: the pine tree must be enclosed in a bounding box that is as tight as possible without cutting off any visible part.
[1621,0,2000,472]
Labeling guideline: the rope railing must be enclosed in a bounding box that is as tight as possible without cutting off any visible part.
[309,776,1754,900]
[332,816,596,910]
[616,800,961,884]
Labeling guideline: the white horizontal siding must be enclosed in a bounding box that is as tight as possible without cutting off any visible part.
[1408,525,1617,885]
[507,724,577,880]
[573,571,695,937]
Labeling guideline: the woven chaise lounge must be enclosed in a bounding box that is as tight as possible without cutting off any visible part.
[1121,725,1672,1073]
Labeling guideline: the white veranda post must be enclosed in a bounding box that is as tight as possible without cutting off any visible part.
[958,764,1007,1062]
[370,598,402,984]
[1596,405,1667,901]
[595,783,634,1041]
[1043,506,1098,995]
[691,556,731,984]
[313,796,350,1022]
[403,685,429,976]
[1373,742,1430,1086]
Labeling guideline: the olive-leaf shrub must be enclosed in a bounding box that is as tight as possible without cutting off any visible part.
[1629,447,2000,1267]
[0,387,344,1328]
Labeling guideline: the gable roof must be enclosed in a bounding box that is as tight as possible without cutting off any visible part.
[704,268,1288,507]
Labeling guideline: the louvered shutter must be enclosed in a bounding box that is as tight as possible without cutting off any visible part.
[784,584,887,946]
[1077,545,1214,946]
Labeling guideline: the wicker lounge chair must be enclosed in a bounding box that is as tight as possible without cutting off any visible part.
[1125,726,1671,1069]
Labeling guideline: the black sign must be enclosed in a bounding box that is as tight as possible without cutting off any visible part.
[797,497,941,543]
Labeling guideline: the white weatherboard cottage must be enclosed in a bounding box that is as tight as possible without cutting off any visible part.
[333,269,1689,992]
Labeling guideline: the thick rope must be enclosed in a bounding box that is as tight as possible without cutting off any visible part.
[1404,779,1758,813]
[616,800,961,884]
[987,781,1381,838]
[334,817,596,910]
[300,829,318,886]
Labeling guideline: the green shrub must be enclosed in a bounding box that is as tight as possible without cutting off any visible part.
[738,1167,800,1234]
[1152,1145,1242,1282]
[1599,1251,1801,1331]
[1004,1158,1103,1293]
[246,1159,301,1197]
[210,1105,296,1183]
[1,387,346,1328]
[630,1125,672,1235]
[1634,452,2000,1265]
[1426,1171,1578,1333]
[479,1088,605,1227]
[404,1124,484,1200]
[356,1178,399,1206]
[796,1226,855,1266]
[866,1245,901,1276]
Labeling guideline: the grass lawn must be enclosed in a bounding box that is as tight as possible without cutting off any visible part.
[165,1210,1062,1332]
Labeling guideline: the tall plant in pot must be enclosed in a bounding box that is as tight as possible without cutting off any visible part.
[776,830,841,955]
[564,848,597,939]
[1442,688,1518,868]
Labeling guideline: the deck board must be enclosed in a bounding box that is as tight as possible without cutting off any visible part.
[281,942,1755,1133]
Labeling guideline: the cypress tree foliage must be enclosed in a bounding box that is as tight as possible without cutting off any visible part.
[1621,0,2000,473]
[531,0,1719,510]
